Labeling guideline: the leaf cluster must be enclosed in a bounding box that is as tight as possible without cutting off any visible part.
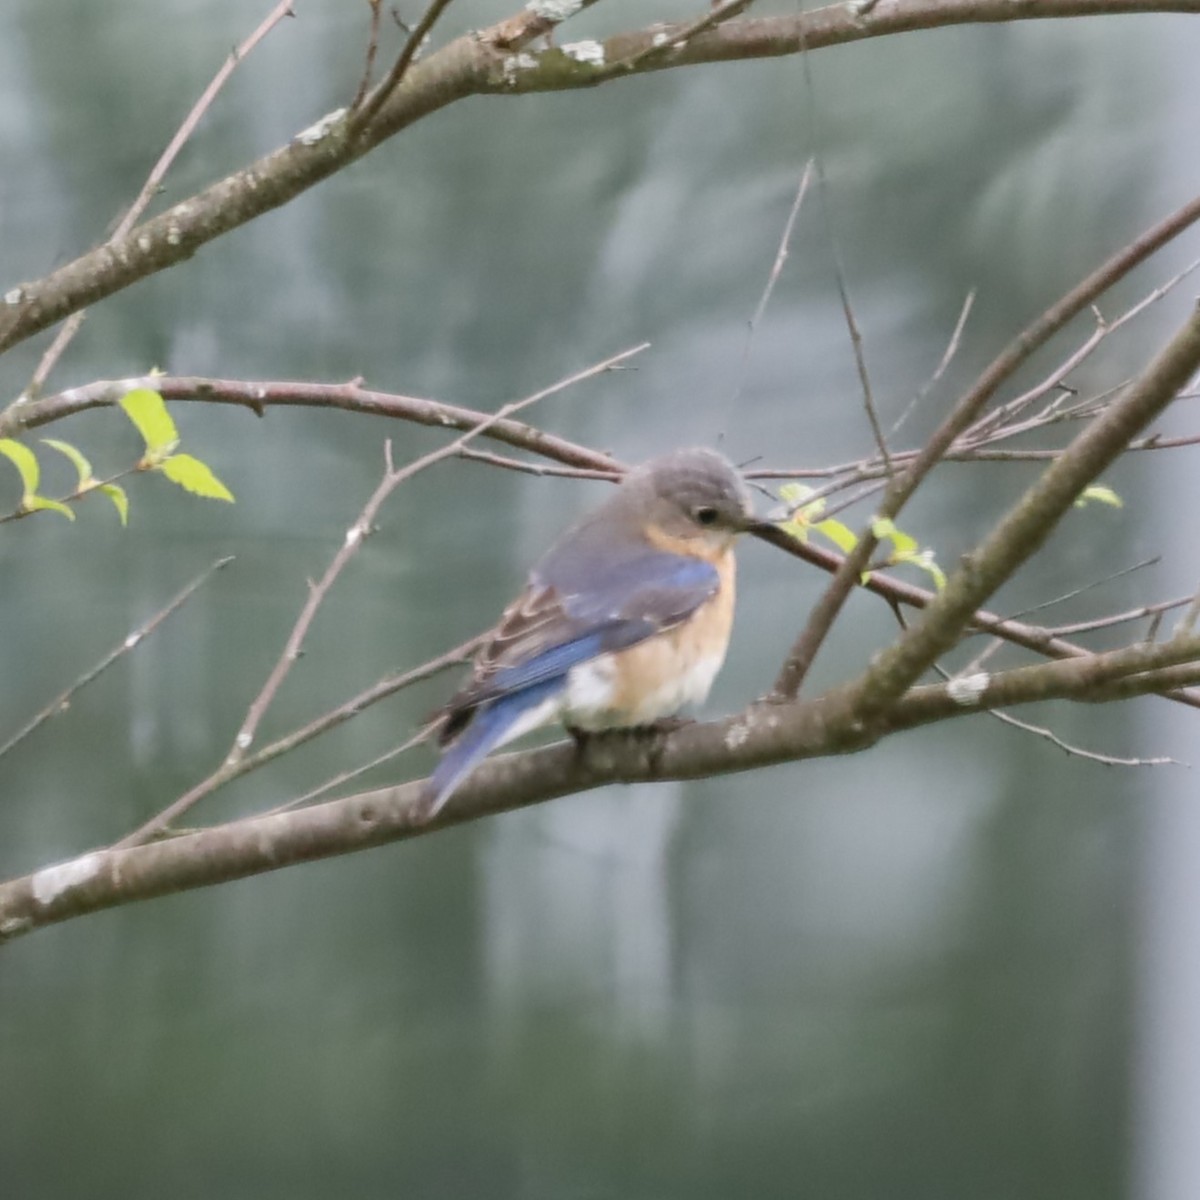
[0,388,232,524]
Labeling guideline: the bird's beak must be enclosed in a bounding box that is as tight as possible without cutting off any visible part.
[737,514,782,535]
[746,519,812,562]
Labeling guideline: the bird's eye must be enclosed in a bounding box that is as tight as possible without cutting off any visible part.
[694,506,719,526]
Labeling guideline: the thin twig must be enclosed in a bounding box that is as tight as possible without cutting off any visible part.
[1044,595,1194,639]
[747,422,1200,489]
[348,0,455,132]
[732,159,814,405]
[748,522,1200,712]
[913,609,1178,767]
[986,709,1178,767]
[0,463,138,525]
[13,0,296,406]
[7,376,623,472]
[618,0,758,71]
[242,633,480,770]
[1000,557,1161,622]
[1172,582,1200,638]
[125,635,479,841]
[115,344,648,847]
[968,255,1200,443]
[797,38,890,478]
[891,288,976,436]
[351,0,385,111]
[848,301,1200,722]
[266,726,433,814]
[957,635,1007,679]
[771,189,1200,700]
[931,658,1180,766]
[0,557,232,763]
[457,447,620,481]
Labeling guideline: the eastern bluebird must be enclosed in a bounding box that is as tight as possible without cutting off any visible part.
[424,447,757,816]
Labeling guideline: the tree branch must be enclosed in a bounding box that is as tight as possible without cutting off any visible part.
[7,0,297,409]
[851,300,1200,719]
[0,557,232,763]
[3,0,1199,360]
[0,375,622,469]
[5,621,1200,945]
[114,344,645,847]
[770,186,1200,698]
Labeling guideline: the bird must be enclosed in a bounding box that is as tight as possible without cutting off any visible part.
[422,447,759,817]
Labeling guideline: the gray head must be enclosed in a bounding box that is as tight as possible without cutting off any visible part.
[619,447,754,547]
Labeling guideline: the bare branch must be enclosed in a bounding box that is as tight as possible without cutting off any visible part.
[349,0,455,132]
[748,523,1200,711]
[618,0,759,72]
[7,621,1200,944]
[1000,556,1161,621]
[798,46,891,481]
[984,709,1177,767]
[2,375,623,470]
[5,1,1200,361]
[1173,582,1200,638]
[1043,595,1192,638]
[890,288,976,436]
[770,188,1200,699]
[457,447,620,481]
[0,558,232,764]
[267,726,433,814]
[9,0,296,407]
[236,634,482,780]
[733,159,813,403]
[851,301,1200,720]
[929,659,1179,766]
[350,0,385,111]
[967,255,1200,443]
[114,344,647,847]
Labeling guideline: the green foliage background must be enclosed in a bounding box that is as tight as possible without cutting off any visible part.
[3,2,1198,1196]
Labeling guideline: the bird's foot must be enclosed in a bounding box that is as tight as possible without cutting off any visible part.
[633,715,694,737]
[565,718,692,777]
[566,716,692,747]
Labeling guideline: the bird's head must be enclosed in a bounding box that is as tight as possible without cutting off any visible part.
[627,447,757,552]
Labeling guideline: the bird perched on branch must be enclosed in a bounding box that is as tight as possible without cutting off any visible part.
[423,447,759,817]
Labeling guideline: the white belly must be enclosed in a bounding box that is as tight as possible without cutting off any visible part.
[562,648,725,731]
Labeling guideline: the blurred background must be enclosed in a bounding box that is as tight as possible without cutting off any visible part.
[2,1,1200,1195]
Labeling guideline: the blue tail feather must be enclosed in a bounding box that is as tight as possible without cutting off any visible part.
[424,680,562,817]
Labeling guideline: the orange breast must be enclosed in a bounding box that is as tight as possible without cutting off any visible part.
[565,548,736,729]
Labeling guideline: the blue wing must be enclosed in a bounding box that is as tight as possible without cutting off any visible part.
[437,551,717,739]
[424,678,563,817]
[425,523,719,816]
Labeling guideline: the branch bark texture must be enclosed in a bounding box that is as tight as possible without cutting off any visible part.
[5,622,1200,945]
[2,0,1199,359]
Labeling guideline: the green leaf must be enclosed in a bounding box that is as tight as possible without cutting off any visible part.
[905,549,947,592]
[779,482,826,517]
[100,483,129,526]
[120,388,179,461]
[871,515,947,591]
[777,483,831,546]
[813,517,858,554]
[0,438,75,521]
[778,482,815,505]
[779,519,810,544]
[871,517,918,557]
[1074,484,1123,509]
[0,438,40,494]
[160,454,234,502]
[25,494,75,521]
[41,438,96,490]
